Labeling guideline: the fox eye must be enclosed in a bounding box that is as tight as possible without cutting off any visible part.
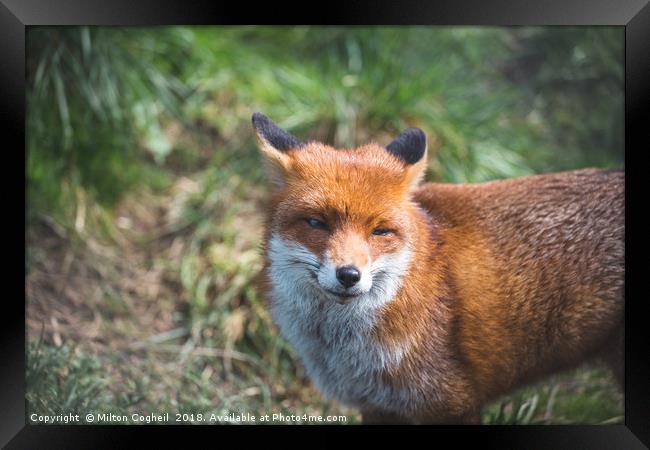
[372,228,393,236]
[306,218,328,230]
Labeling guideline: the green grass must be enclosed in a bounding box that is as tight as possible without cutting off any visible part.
[27,340,116,419]
[482,365,623,425]
[26,26,624,425]
[27,340,621,425]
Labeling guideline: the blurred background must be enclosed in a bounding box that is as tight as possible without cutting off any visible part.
[26,26,624,424]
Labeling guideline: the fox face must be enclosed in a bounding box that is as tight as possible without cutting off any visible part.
[254,112,427,309]
[254,112,433,408]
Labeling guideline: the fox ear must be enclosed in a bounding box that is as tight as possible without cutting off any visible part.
[386,128,428,189]
[252,112,303,189]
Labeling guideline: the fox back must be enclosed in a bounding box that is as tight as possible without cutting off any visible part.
[253,113,624,424]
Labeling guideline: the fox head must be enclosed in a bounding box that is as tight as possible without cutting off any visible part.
[253,112,428,308]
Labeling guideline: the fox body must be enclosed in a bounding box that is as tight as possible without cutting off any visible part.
[253,113,624,424]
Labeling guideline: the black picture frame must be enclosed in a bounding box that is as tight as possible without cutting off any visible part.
[6,0,649,447]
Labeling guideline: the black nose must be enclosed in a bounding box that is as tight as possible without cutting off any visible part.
[336,265,361,288]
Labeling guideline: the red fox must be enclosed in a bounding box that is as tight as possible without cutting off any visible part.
[252,112,624,424]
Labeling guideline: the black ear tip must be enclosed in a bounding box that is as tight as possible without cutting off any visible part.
[251,112,303,151]
[413,127,426,138]
[386,127,427,165]
[252,112,268,128]
[404,127,426,144]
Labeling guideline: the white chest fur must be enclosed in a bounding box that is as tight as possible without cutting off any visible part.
[267,235,415,412]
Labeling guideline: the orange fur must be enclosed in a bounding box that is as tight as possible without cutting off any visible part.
[257,123,624,424]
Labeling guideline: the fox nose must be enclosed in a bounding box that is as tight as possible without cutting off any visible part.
[336,265,361,288]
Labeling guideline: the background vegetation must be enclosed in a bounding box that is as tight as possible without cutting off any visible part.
[26,26,624,424]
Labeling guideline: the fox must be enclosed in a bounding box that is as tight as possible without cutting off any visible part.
[252,112,624,424]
